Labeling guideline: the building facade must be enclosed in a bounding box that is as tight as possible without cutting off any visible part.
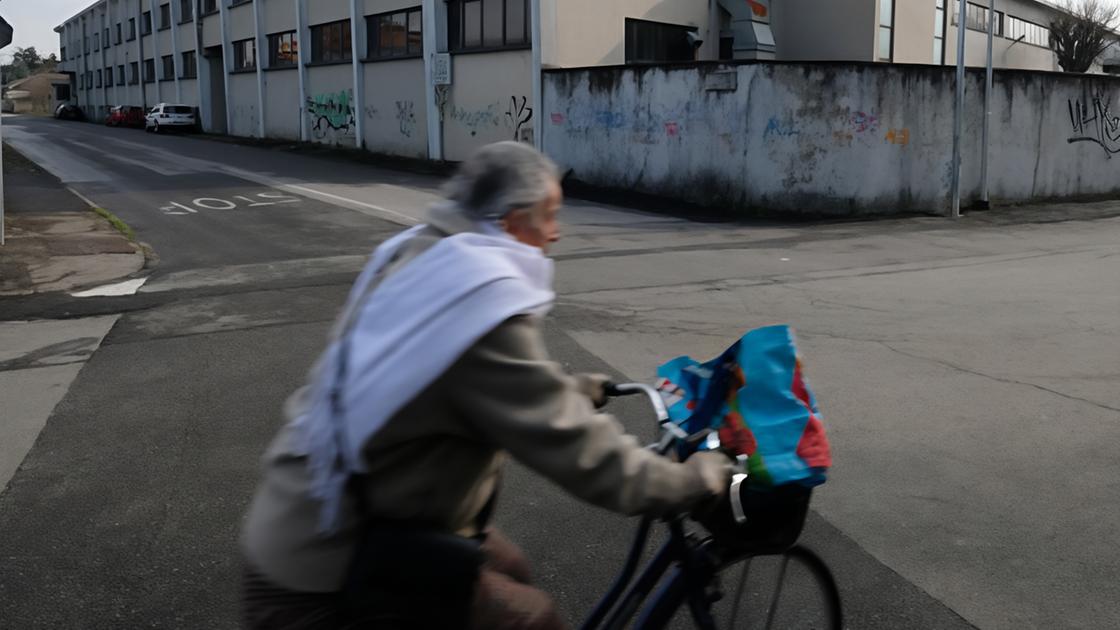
[55,0,1088,162]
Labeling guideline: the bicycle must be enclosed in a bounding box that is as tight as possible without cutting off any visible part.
[582,383,843,630]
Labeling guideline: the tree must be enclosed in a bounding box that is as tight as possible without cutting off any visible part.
[1050,0,1120,73]
[0,47,59,82]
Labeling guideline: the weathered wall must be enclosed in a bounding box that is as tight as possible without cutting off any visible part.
[543,62,1120,215]
[306,63,357,146]
[227,71,260,137]
[264,69,301,140]
[363,59,428,159]
[443,50,533,161]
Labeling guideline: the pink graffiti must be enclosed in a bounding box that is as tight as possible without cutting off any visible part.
[850,111,879,133]
[665,121,680,137]
[550,112,565,124]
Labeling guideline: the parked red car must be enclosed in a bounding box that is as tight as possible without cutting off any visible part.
[105,105,145,128]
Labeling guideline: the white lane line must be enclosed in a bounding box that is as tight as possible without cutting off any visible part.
[220,166,419,226]
[71,277,149,297]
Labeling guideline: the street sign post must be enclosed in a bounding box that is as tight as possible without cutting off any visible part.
[0,14,13,246]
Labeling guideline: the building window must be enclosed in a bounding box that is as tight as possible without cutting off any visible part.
[56,84,71,101]
[128,18,136,40]
[268,31,299,67]
[96,69,102,87]
[954,2,1004,35]
[159,4,171,30]
[1007,15,1049,47]
[623,18,697,64]
[105,66,113,87]
[202,0,218,15]
[86,71,93,88]
[233,38,257,70]
[180,0,194,23]
[448,0,528,51]
[61,46,67,60]
[310,20,352,63]
[366,7,422,59]
[115,23,122,44]
[84,36,90,54]
[103,27,109,47]
[934,0,946,63]
[878,0,894,61]
[181,51,197,78]
[94,32,100,51]
[141,11,152,35]
[162,54,175,79]
[129,62,139,84]
[143,59,156,82]
[117,65,125,84]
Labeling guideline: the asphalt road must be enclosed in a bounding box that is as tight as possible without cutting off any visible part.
[3,114,1119,629]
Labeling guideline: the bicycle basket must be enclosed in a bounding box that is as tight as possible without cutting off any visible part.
[701,481,812,556]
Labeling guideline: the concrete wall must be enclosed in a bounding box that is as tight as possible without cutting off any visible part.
[443,50,533,161]
[306,62,357,146]
[363,59,428,158]
[543,61,1120,216]
[228,72,260,137]
[264,69,302,140]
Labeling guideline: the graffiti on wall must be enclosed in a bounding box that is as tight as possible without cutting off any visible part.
[1068,95,1120,157]
[450,102,502,137]
[307,89,355,140]
[396,101,417,138]
[506,96,533,141]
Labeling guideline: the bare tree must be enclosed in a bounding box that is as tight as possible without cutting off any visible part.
[1049,0,1120,73]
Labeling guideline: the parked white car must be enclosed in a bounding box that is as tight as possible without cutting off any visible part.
[145,103,197,134]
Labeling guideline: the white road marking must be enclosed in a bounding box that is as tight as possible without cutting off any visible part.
[66,139,193,176]
[71,277,149,297]
[66,187,100,209]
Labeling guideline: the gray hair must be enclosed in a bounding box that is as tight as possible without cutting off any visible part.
[443,141,560,220]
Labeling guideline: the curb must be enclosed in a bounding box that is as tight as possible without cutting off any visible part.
[66,187,157,270]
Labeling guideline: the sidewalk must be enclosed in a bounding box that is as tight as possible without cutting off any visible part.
[1,143,146,296]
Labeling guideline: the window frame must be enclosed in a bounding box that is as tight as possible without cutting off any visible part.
[1006,15,1050,48]
[115,23,122,44]
[934,0,946,64]
[180,0,194,23]
[447,0,530,53]
[141,11,153,35]
[118,64,126,85]
[201,0,218,16]
[96,69,102,88]
[309,19,353,64]
[878,0,895,62]
[143,58,156,83]
[104,65,113,87]
[233,37,257,71]
[181,50,198,78]
[267,30,300,68]
[128,18,137,41]
[366,7,423,61]
[623,17,698,65]
[159,4,172,30]
[161,54,175,81]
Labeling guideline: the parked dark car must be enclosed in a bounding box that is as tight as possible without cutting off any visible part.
[54,103,85,121]
[105,105,145,128]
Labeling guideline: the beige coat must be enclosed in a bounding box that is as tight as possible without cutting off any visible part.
[241,209,729,593]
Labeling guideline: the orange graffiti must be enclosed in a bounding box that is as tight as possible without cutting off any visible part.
[885,128,910,145]
[747,0,768,18]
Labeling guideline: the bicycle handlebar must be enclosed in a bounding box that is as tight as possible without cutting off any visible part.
[605,382,695,455]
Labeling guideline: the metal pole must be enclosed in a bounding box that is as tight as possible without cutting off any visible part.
[1,63,5,246]
[530,0,542,150]
[980,0,994,209]
[950,0,967,219]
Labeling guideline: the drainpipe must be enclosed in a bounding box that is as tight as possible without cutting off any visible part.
[349,0,365,149]
[531,0,542,150]
[218,0,232,134]
[295,0,309,141]
[422,0,442,160]
[253,0,265,137]
[950,0,967,218]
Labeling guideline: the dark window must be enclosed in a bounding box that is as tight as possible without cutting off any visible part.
[934,0,946,64]
[879,0,894,61]
[86,71,93,88]
[159,4,171,29]
[624,18,697,64]
[166,105,193,114]
[955,2,1003,35]
[61,46,68,60]
[310,20,352,63]
[181,50,197,78]
[268,31,299,67]
[202,0,217,15]
[144,58,156,82]
[115,23,122,44]
[105,66,113,87]
[78,74,83,90]
[56,84,71,101]
[128,18,136,40]
[129,62,139,84]
[233,38,257,70]
[162,54,175,79]
[366,7,422,59]
[448,0,528,51]
[118,64,126,84]
[94,32,100,51]
[103,27,110,47]
[84,36,90,53]
[141,11,152,35]
[180,0,194,23]
[96,69,102,87]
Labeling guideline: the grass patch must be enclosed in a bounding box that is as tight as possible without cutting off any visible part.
[92,206,137,242]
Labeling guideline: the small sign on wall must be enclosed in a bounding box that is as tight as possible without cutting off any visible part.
[432,53,452,86]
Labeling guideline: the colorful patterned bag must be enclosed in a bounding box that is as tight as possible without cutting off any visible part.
[655,325,831,488]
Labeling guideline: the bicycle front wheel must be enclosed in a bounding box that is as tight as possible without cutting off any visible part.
[663,544,841,630]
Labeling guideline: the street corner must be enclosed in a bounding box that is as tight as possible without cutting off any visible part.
[0,210,146,297]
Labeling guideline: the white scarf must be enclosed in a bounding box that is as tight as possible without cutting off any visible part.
[291,223,555,533]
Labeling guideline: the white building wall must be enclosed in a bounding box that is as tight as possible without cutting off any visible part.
[549,0,710,67]
[443,50,532,161]
[363,59,428,158]
[306,62,357,145]
[264,69,302,140]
